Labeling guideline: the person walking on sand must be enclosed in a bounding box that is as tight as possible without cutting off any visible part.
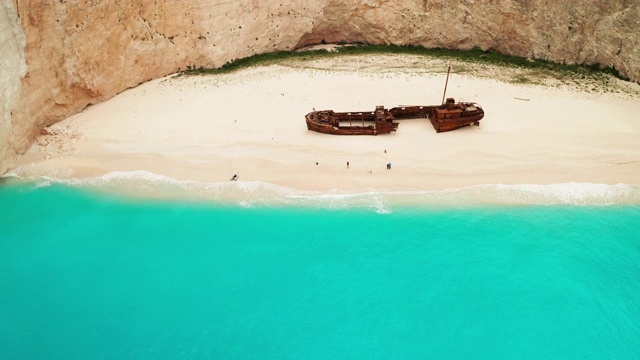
[347,161,350,169]
[387,163,392,170]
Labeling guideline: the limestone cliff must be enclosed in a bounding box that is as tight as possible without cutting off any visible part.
[1,0,639,174]
[1,0,26,175]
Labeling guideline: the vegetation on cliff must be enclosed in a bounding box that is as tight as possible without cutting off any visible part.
[181,44,629,92]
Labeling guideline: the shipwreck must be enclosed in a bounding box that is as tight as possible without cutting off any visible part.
[305,67,484,135]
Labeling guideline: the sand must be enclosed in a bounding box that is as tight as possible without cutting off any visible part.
[8,55,640,195]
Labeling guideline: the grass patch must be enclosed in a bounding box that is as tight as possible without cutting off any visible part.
[181,49,334,75]
[512,75,532,84]
[180,43,629,83]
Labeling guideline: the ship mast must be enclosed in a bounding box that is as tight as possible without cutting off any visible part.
[441,66,451,105]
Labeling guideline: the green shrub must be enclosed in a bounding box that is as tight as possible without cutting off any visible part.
[180,44,629,82]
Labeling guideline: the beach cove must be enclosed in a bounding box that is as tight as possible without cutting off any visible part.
[3,0,640,357]
[2,55,640,359]
[6,54,640,204]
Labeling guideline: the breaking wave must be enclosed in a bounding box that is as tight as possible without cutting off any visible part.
[3,170,640,211]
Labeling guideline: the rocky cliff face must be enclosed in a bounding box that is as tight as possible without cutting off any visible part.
[1,0,639,174]
[1,0,26,175]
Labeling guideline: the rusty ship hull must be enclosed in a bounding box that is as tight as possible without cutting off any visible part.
[429,99,484,133]
[305,106,399,135]
[305,67,484,135]
[305,102,483,135]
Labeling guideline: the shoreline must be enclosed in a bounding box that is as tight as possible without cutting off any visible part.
[4,173,640,209]
[7,54,640,203]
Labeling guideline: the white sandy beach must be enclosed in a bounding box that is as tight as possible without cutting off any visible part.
[9,55,640,197]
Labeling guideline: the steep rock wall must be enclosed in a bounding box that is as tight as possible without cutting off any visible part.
[1,0,639,174]
[1,0,26,174]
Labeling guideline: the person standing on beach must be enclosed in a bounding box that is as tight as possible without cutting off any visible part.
[347,161,350,169]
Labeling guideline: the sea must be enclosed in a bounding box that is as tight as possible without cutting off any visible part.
[1,174,639,360]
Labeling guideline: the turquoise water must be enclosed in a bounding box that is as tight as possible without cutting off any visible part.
[1,182,640,359]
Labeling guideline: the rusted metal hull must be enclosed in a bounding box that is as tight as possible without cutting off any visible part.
[429,100,484,133]
[389,105,437,119]
[306,66,485,135]
[305,115,380,135]
[305,102,484,135]
[305,106,399,135]
[429,112,484,132]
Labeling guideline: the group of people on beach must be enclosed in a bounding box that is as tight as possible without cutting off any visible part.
[230,153,391,182]
[345,161,391,170]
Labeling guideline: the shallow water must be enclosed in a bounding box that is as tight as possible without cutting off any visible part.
[1,182,640,359]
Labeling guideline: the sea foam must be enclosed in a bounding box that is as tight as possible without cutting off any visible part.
[3,170,640,209]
